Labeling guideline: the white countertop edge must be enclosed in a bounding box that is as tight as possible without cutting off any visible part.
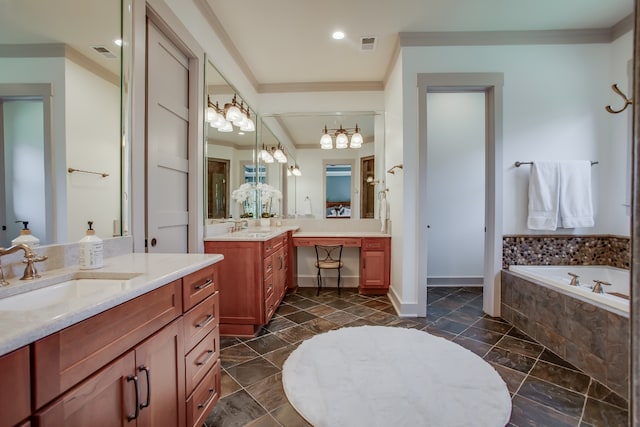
[204,226,299,242]
[0,253,224,356]
[292,232,391,238]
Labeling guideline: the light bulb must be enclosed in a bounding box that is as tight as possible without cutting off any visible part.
[293,166,302,176]
[211,114,227,129]
[206,106,217,123]
[287,168,292,177]
[225,102,242,122]
[335,133,348,149]
[240,117,255,132]
[320,133,332,148]
[350,132,363,148]
[273,148,287,163]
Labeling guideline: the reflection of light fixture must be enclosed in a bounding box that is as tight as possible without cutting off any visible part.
[320,124,364,149]
[273,145,287,163]
[287,165,302,176]
[259,145,274,163]
[206,93,255,133]
[366,175,380,185]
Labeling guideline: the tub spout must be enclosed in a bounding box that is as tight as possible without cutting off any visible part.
[567,272,579,286]
[592,280,612,294]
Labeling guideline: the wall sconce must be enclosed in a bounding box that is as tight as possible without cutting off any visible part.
[259,144,288,164]
[320,124,363,149]
[207,94,255,132]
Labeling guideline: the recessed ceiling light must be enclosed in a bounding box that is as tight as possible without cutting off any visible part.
[332,31,345,40]
[114,39,123,47]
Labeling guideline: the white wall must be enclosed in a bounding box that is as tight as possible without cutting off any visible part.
[65,59,121,242]
[390,36,632,315]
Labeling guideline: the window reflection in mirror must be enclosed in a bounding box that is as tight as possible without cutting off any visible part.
[324,161,353,219]
[204,58,257,220]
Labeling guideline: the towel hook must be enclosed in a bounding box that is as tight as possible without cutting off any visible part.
[605,84,632,114]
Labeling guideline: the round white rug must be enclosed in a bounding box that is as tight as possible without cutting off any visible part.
[282,326,511,427]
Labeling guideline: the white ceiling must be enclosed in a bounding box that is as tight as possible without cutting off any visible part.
[206,0,633,86]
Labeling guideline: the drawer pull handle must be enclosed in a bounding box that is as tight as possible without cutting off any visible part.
[195,278,214,290]
[138,365,151,410]
[196,349,215,366]
[195,314,214,328]
[126,375,140,421]
[197,388,216,409]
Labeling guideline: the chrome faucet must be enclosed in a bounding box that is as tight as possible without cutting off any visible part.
[0,243,48,281]
[567,272,579,286]
[592,280,612,294]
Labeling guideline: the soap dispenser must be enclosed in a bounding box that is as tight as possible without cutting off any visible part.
[11,221,40,248]
[79,221,104,270]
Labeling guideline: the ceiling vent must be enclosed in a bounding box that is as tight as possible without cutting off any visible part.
[360,36,377,52]
[91,46,118,59]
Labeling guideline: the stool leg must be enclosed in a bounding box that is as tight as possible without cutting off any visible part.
[316,268,322,296]
[337,268,341,296]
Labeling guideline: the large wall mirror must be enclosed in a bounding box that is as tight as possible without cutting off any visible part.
[260,112,385,219]
[204,58,257,220]
[0,0,124,246]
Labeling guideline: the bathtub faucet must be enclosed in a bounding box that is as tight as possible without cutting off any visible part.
[567,272,579,286]
[592,280,612,294]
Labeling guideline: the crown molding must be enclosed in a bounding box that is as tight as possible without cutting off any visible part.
[258,81,384,93]
[612,13,634,41]
[64,46,119,86]
[399,28,615,47]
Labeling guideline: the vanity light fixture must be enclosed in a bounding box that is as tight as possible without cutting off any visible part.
[320,124,363,149]
[206,94,255,132]
[259,145,274,163]
[273,145,287,163]
[287,165,302,176]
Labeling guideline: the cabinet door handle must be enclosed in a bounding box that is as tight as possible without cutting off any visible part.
[138,365,151,410]
[196,349,215,366]
[126,375,140,421]
[279,256,283,270]
[197,388,216,409]
[195,278,213,290]
[195,313,214,328]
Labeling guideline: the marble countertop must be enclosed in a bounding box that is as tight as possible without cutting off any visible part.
[204,226,299,242]
[0,252,223,356]
[292,231,391,238]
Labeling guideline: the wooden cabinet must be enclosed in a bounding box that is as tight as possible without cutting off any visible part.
[26,262,221,427]
[204,232,289,337]
[0,346,30,426]
[34,319,185,427]
[360,237,391,295]
[182,264,220,427]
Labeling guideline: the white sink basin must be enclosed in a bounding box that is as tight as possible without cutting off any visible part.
[0,273,141,312]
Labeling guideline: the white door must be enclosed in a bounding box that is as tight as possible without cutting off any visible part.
[426,92,485,285]
[146,21,189,253]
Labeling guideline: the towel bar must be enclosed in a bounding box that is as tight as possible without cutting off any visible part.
[515,161,598,167]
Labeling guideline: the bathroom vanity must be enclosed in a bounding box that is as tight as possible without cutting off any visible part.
[0,253,223,427]
[204,228,297,336]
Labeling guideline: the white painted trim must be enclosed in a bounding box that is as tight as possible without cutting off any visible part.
[416,73,504,318]
[387,285,419,317]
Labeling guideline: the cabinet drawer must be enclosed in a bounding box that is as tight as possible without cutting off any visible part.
[362,238,388,250]
[185,327,220,397]
[264,291,277,321]
[186,360,221,427]
[33,280,182,409]
[183,264,218,311]
[263,254,274,276]
[183,292,220,351]
[264,275,275,300]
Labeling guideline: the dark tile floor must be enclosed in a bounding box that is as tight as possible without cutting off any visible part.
[203,286,628,427]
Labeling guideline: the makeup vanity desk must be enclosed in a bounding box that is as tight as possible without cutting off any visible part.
[292,232,391,295]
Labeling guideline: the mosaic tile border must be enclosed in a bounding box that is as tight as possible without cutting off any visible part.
[503,235,630,269]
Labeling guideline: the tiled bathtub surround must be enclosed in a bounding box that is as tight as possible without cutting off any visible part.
[502,235,630,269]
[501,270,629,400]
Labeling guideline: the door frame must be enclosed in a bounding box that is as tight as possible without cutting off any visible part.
[131,0,204,253]
[417,73,504,317]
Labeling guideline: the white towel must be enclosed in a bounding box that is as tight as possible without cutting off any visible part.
[559,160,594,228]
[379,194,388,232]
[527,161,560,230]
[302,196,312,216]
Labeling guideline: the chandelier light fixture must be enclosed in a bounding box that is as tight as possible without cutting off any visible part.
[206,94,255,132]
[320,124,363,149]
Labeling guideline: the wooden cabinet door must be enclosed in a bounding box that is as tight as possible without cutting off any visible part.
[360,238,391,294]
[361,249,387,287]
[0,346,30,427]
[136,319,186,427]
[34,352,137,427]
[274,246,286,300]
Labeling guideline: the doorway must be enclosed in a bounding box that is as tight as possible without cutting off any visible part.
[426,92,485,285]
[207,158,229,219]
[360,155,375,218]
[417,73,504,317]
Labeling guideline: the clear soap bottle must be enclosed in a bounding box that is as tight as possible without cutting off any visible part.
[79,221,104,270]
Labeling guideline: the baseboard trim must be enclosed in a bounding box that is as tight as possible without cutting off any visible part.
[427,277,483,286]
[387,286,419,317]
